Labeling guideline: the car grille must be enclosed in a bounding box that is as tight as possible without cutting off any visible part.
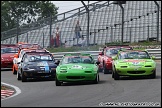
[127,71,145,74]
[66,76,85,79]
[145,65,152,67]
[84,71,92,73]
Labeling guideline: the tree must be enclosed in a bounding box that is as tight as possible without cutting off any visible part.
[1,1,58,32]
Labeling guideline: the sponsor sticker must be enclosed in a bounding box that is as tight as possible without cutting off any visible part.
[72,65,82,69]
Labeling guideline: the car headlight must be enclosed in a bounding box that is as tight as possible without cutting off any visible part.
[94,67,98,71]
[59,66,67,72]
[60,70,67,73]
[82,66,88,69]
[24,67,35,71]
[27,68,35,71]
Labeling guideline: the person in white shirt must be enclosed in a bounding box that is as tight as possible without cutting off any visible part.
[78,36,86,47]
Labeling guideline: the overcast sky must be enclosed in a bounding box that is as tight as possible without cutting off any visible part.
[51,1,98,14]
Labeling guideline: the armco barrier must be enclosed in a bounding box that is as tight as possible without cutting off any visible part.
[52,49,161,61]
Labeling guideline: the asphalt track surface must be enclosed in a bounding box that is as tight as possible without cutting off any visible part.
[1,62,161,107]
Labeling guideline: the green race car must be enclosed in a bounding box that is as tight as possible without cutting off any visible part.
[55,53,100,86]
[112,50,156,80]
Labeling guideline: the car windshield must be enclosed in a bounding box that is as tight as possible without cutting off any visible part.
[118,51,150,59]
[1,47,18,54]
[106,48,120,56]
[61,56,94,64]
[28,55,53,62]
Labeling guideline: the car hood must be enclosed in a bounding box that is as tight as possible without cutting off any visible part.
[115,59,154,66]
[58,63,96,70]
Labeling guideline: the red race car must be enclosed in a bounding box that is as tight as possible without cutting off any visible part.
[1,46,18,69]
[98,45,133,74]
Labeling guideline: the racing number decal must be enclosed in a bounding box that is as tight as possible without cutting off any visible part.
[37,62,45,66]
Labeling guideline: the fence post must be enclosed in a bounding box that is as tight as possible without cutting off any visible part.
[154,1,159,42]
[111,27,113,43]
[16,17,19,43]
[27,32,28,43]
[94,29,96,45]
[10,38,11,44]
[130,27,131,43]
[147,25,149,42]
[43,32,44,48]
[49,15,52,48]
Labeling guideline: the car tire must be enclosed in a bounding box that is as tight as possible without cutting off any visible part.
[55,75,61,86]
[13,67,17,75]
[114,69,119,80]
[150,70,156,79]
[93,73,99,84]
[112,70,114,78]
[17,72,21,80]
[22,71,27,82]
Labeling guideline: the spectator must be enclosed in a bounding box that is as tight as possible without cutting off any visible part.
[52,31,56,47]
[78,36,86,47]
[64,40,68,47]
[74,20,81,40]
[55,27,60,47]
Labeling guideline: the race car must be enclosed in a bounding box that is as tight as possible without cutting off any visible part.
[17,52,57,82]
[55,53,100,86]
[98,45,133,74]
[1,46,18,69]
[112,50,156,80]
[12,48,49,75]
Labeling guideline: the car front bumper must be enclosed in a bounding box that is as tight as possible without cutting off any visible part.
[23,70,56,78]
[115,66,156,76]
[56,72,97,82]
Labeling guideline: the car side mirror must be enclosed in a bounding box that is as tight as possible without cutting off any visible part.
[55,60,60,65]
[99,52,103,56]
[151,56,155,60]
[17,58,21,63]
[112,56,116,60]
[96,61,100,65]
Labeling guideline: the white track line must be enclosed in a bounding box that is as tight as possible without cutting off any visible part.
[1,82,21,101]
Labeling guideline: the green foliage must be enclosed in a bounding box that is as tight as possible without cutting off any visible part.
[1,1,58,32]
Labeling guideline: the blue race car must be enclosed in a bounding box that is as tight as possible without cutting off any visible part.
[17,52,58,82]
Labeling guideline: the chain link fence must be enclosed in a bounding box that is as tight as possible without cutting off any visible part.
[1,1,161,48]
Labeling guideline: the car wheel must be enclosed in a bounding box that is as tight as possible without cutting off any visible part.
[112,70,114,78]
[93,73,99,84]
[13,66,17,75]
[17,71,21,80]
[150,70,156,79]
[50,75,55,81]
[55,75,61,86]
[103,64,109,74]
[114,69,119,80]
[22,71,27,82]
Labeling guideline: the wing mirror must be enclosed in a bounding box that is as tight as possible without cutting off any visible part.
[55,60,60,65]
[112,56,117,60]
[96,61,100,65]
[151,56,155,60]
[99,52,103,56]
[17,58,21,64]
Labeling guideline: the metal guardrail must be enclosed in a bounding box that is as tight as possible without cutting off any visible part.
[52,49,161,61]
